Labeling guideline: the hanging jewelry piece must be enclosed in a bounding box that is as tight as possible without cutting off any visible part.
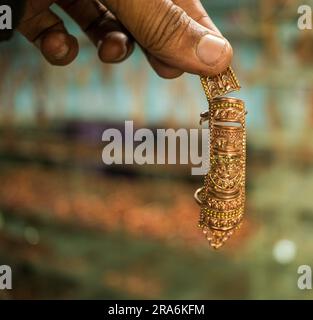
[194,67,246,249]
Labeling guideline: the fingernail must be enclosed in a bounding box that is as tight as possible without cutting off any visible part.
[104,31,128,62]
[53,43,70,60]
[197,34,227,66]
[111,32,128,61]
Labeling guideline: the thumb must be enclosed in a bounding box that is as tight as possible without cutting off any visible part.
[102,0,233,76]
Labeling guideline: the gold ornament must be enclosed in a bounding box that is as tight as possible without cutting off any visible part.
[194,67,246,249]
[200,66,240,101]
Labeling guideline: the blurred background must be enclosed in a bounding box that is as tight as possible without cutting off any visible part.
[1,0,313,299]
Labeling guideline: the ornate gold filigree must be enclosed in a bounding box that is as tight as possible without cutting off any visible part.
[211,126,243,154]
[194,85,246,249]
[200,67,241,101]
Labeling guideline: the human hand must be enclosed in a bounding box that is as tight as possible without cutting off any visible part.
[18,0,134,66]
[18,0,233,78]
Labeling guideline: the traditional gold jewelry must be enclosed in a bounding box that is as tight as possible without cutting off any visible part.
[200,67,241,101]
[195,68,246,249]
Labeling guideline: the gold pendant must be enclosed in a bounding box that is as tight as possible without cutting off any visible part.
[194,67,246,249]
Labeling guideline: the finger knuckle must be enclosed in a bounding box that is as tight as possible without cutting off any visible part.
[142,3,190,53]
